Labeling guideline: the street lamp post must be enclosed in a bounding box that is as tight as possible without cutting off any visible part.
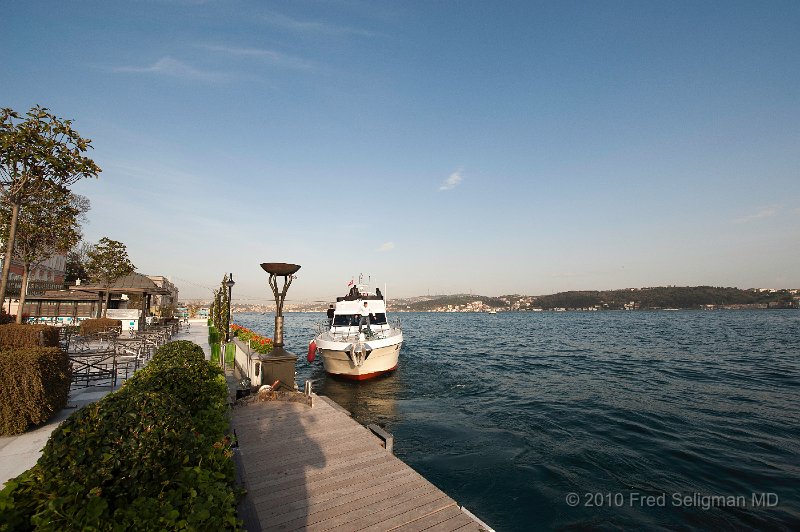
[225,273,235,342]
[259,262,301,390]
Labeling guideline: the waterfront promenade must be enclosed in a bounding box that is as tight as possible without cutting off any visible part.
[1,320,490,530]
[0,319,210,487]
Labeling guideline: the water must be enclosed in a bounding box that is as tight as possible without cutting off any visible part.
[235,311,800,531]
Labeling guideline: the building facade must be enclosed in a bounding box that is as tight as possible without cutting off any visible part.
[0,250,67,284]
[147,275,179,315]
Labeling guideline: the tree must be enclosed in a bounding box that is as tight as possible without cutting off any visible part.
[65,241,95,283]
[0,106,100,311]
[212,288,222,333]
[85,237,135,317]
[0,188,90,322]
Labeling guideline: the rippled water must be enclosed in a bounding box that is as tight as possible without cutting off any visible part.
[235,311,800,531]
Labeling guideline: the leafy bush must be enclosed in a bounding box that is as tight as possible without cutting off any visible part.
[79,318,122,337]
[0,340,240,531]
[0,309,14,325]
[0,347,71,435]
[32,391,198,529]
[0,324,59,348]
[123,360,227,415]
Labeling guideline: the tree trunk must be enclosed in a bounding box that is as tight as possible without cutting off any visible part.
[97,291,103,318]
[15,264,29,324]
[0,202,21,313]
[140,293,147,331]
[104,291,111,317]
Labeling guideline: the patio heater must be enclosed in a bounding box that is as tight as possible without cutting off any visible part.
[225,273,235,342]
[259,262,301,390]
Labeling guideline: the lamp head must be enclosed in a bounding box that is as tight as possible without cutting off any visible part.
[260,263,301,276]
[226,273,235,288]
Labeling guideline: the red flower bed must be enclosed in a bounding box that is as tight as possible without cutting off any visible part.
[231,324,273,355]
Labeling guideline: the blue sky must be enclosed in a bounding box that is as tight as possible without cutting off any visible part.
[3,1,799,302]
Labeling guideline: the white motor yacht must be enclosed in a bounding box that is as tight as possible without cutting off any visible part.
[309,283,402,380]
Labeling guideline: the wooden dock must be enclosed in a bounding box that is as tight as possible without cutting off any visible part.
[231,395,487,531]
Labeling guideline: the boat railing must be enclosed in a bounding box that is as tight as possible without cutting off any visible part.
[317,322,401,342]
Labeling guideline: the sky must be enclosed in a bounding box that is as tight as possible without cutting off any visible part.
[3,1,799,303]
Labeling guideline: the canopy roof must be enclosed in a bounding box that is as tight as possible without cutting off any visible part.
[74,273,172,295]
[26,290,100,301]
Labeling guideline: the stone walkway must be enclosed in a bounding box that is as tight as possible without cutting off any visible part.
[0,319,210,487]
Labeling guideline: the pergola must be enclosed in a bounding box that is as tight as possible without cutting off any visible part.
[74,273,172,330]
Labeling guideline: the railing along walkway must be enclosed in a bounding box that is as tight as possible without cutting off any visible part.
[231,397,483,531]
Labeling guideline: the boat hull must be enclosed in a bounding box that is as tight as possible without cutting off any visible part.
[319,342,401,380]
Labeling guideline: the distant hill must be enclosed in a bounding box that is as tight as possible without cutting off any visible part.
[391,287,797,311]
[224,286,797,313]
[529,286,794,310]
[392,294,508,311]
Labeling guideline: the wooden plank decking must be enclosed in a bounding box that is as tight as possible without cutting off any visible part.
[231,396,484,532]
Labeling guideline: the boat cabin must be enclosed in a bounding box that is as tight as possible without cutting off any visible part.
[330,286,389,333]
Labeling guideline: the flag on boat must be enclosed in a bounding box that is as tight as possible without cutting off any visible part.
[347,279,354,287]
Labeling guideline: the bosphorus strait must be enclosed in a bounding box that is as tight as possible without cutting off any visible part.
[236,310,800,530]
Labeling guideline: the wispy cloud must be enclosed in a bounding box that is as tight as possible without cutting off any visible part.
[112,57,224,82]
[439,170,463,191]
[735,206,780,224]
[263,11,375,37]
[199,44,314,70]
[378,241,395,252]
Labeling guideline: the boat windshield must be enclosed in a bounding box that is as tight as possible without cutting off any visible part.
[333,313,387,326]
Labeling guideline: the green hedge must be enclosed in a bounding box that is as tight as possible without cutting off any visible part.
[0,340,240,531]
[0,324,59,348]
[0,347,71,435]
[0,310,15,325]
[79,318,122,337]
[208,326,220,344]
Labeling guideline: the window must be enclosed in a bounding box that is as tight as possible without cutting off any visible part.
[333,313,387,326]
[40,301,58,317]
[333,315,357,327]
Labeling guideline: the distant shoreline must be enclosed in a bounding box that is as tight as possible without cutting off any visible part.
[230,286,799,313]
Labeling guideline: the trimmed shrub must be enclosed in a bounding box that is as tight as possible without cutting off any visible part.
[0,347,71,435]
[0,309,14,325]
[0,324,59,348]
[0,340,239,531]
[124,364,225,417]
[79,318,122,337]
[150,340,206,365]
[208,326,220,344]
